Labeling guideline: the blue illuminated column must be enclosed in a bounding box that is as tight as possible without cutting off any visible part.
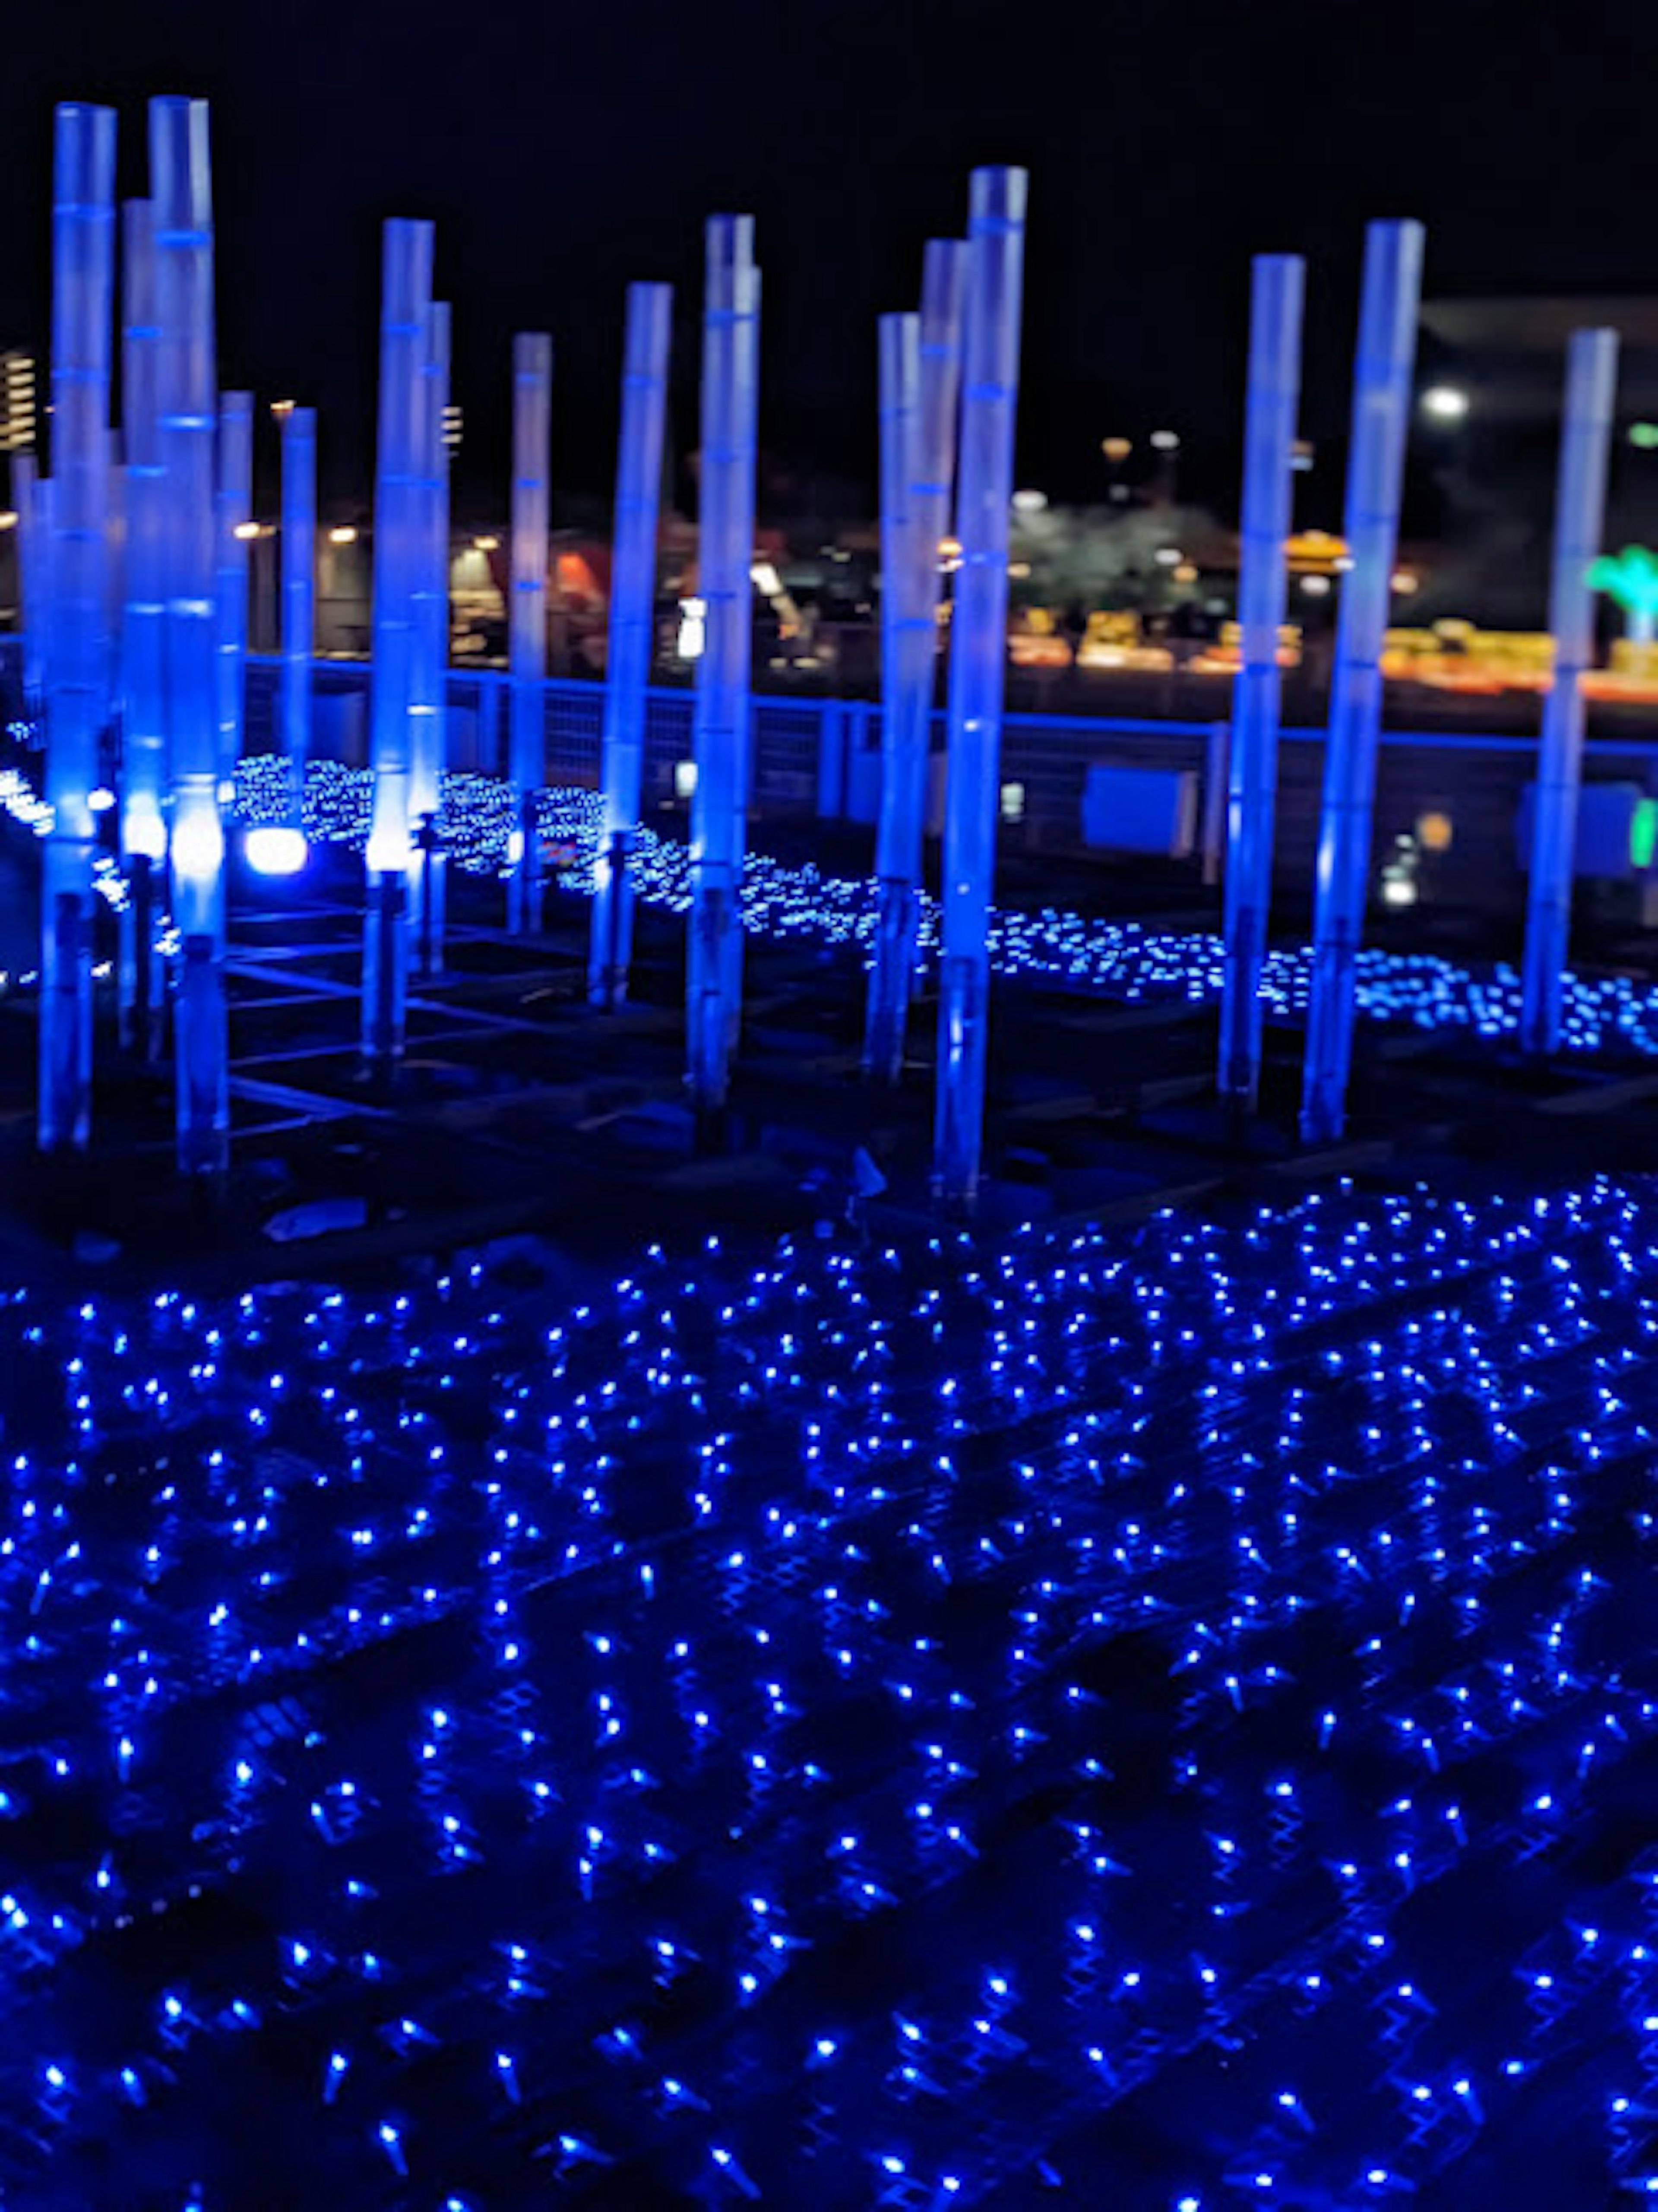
[1299,219,1423,1145]
[864,312,923,1080]
[1218,253,1304,1115]
[687,216,760,1122]
[278,405,316,825]
[363,218,434,1071]
[864,241,967,1084]
[408,299,449,977]
[590,287,672,1000]
[152,95,228,1177]
[932,167,1028,1209]
[31,473,55,712]
[118,196,168,1056]
[11,453,42,711]
[1520,329,1619,1057]
[39,102,116,1154]
[214,389,253,790]
[507,331,552,934]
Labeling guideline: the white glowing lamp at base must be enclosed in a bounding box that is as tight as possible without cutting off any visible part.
[244,825,309,877]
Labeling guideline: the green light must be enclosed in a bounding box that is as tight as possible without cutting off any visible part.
[1631,798,1658,871]
[1588,546,1658,620]
[1630,423,1658,450]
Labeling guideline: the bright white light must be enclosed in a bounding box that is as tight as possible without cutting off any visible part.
[1154,547,1183,568]
[677,598,706,661]
[217,779,237,806]
[505,828,525,867]
[1300,575,1332,598]
[474,535,500,552]
[750,560,782,598]
[233,521,261,541]
[171,810,225,888]
[0,511,17,531]
[1000,782,1026,824]
[1011,488,1047,514]
[123,805,167,862]
[89,786,116,814]
[674,760,699,801]
[1382,873,1418,907]
[1422,386,1469,421]
[329,525,358,545]
[245,826,308,877]
[1150,429,1180,452]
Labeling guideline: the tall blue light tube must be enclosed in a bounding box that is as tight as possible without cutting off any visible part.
[408,298,449,977]
[1218,254,1304,1115]
[278,405,316,824]
[152,96,227,1176]
[363,218,434,1071]
[1520,328,1619,1057]
[507,330,552,934]
[863,241,967,1082]
[590,286,673,1001]
[39,102,116,1154]
[117,196,168,1056]
[1299,219,1423,1145]
[214,389,253,789]
[12,452,43,712]
[932,167,1028,1210]
[863,310,926,1080]
[687,216,760,1122]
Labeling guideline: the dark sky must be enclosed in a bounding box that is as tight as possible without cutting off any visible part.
[0,1,1650,521]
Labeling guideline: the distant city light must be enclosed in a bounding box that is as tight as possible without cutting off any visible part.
[0,510,16,530]
[1291,440,1315,472]
[1392,570,1420,595]
[1149,429,1180,452]
[233,521,261,541]
[1154,547,1183,568]
[1011,488,1047,513]
[1301,574,1332,597]
[1101,436,1132,463]
[1630,423,1658,450]
[329,525,358,545]
[1421,386,1470,421]
[269,399,297,419]
[474,535,500,552]
[1173,562,1199,584]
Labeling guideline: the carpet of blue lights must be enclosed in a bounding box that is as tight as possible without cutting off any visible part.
[237,757,1658,1061]
[5,1175,1658,2204]
[2,751,1655,1061]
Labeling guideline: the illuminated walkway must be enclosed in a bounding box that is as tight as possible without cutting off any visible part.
[234,756,1658,1061]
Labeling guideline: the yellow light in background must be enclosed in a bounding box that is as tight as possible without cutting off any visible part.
[233,520,260,541]
[1392,570,1419,595]
[270,399,297,419]
[0,511,16,530]
[474,535,500,552]
[1416,810,1454,853]
[1101,436,1132,463]
[1173,562,1199,585]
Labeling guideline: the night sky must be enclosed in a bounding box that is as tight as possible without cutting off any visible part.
[0,2,1648,519]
